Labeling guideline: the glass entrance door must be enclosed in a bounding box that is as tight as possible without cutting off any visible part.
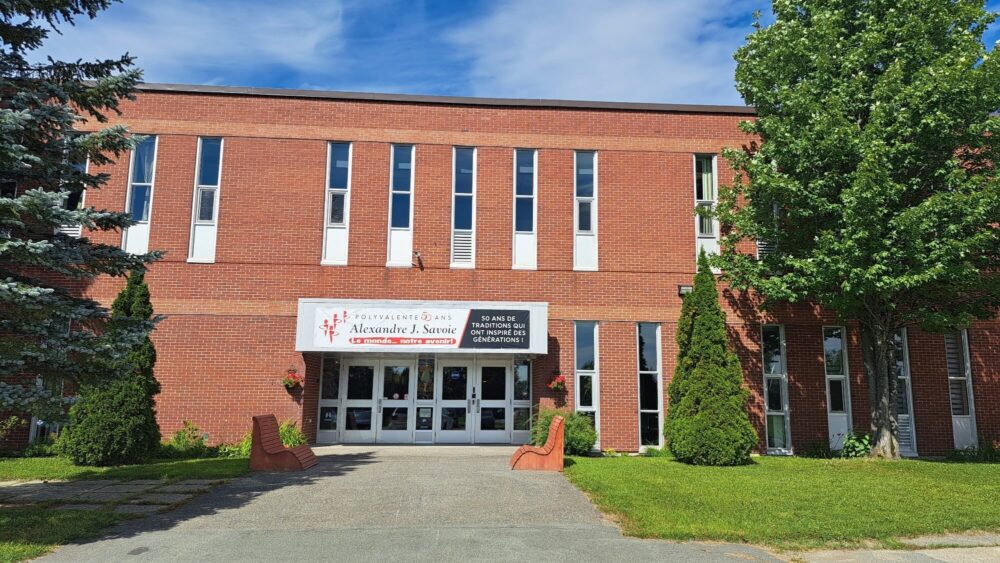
[475,362,510,443]
[377,363,414,443]
[436,363,471,443]
[342,360,377,443]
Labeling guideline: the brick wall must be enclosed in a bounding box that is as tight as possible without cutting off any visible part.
[4,88,993,454]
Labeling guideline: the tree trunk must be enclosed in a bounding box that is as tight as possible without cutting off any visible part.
[861,320,900,459]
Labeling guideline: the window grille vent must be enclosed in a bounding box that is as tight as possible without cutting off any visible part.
[452,230,473,264]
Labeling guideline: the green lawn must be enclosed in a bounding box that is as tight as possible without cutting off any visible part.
[0,507,126,562]
[564,455,1000,550]
[0,456,249,482]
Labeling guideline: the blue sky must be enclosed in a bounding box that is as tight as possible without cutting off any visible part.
[40,0,1000,106]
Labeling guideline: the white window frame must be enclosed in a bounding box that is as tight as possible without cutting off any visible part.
[893,328,918,456]
[573,150,598,271]
[945,329,978,449]
[187,137,224,263]
[637,322,663,451]
[450,146,476,268]
[822,326,853,447]
[574,321,600,446]
[512,148,538,270]
[694,154,719,261]
[762,324,792,455]
[386,144,415,267]
[55,158,88,238]
[322,141,353,266]
[122,135,158,254]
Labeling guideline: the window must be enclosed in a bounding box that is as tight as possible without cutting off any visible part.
[322,142,352,265]
[513,360,532,435]
[451,147,476,267]
[123,135,158,254]
[574,321,599,440]
[637,323,662,448]
[574,151,598,270]
[823,326,850,414]
[513,149,537,269]
[194,138,222,224]
[944,330,974,417]
[892,329,917,455]
[387,144,414,266]
[761,325,790,453]
[188,137,223,262]
[128,137,157,223]
[694,154,719,258]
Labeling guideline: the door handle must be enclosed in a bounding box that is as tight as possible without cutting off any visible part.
[377,397,382,414]
[467,398,472,412]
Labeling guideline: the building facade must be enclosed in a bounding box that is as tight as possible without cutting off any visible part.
[8,84,999,455]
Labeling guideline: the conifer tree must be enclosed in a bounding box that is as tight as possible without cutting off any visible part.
[0,1,158,418]
[59,270,160,465]
[665,251,757,466]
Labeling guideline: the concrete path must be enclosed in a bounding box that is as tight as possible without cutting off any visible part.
[0,478,219,514]
[42,446,779,562]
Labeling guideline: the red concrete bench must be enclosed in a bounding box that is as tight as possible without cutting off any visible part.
[509,415,564,471]
[249,414,318,472]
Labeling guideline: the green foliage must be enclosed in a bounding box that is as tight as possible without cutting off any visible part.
[840,432,873,459]
[715,1,1000,456]
[665,252,757,466]
[0,506,126,562]
[159,421,208,459]
[0,0,159,417]
[56,378,160,466]
[947,435,1000,463]
[0,415,23,443]
[643,446,672,458]
[798,441,837,459]
[217,433,252,459]
[57,271,160,466]
[532,408,598,456]
[278,420,307,447]
[565,455,1000,550]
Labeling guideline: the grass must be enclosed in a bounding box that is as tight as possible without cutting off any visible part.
[564,455,1000,550]
[0,456,249,482]
[0,506,127,562]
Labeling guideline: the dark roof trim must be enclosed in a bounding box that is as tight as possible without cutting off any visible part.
[136,82,756,116]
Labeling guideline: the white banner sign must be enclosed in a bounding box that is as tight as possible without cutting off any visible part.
[296,300,548,354]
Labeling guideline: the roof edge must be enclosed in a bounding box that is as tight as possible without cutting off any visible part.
[135,82,756,116]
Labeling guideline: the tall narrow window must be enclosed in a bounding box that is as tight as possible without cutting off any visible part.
[637,323,662,449]
[123,135,158,254]
[451,147,476,267]
[945,329,977,449]
[387,144,414,266]
[322,142,352,265]
[574,321,599,442]
[512,360,532,443]
[574,151,598,270]
[513,149,537,269]
[188,137,223,262]
[891,329,916,455]
[762,325,791,453]
[823,326,851,449]
[695,154,719,259]
[56,155,87,238]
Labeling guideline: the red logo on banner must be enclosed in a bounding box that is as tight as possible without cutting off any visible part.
[319,310,348,342]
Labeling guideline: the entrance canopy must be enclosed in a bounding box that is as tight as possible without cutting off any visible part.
[295,299,548,354]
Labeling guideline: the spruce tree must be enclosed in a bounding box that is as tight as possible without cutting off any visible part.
[0,1,158,418]
[665,251,757,466]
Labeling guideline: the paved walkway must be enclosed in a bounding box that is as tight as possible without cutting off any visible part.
[40,446,779,562]
[0,478,220,515]
[32,447,1000,562]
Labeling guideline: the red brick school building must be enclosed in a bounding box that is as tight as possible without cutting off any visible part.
[12,84,1000,454]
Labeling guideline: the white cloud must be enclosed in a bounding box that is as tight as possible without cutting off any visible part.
[447,0,762,105]
[39,1,346,84]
